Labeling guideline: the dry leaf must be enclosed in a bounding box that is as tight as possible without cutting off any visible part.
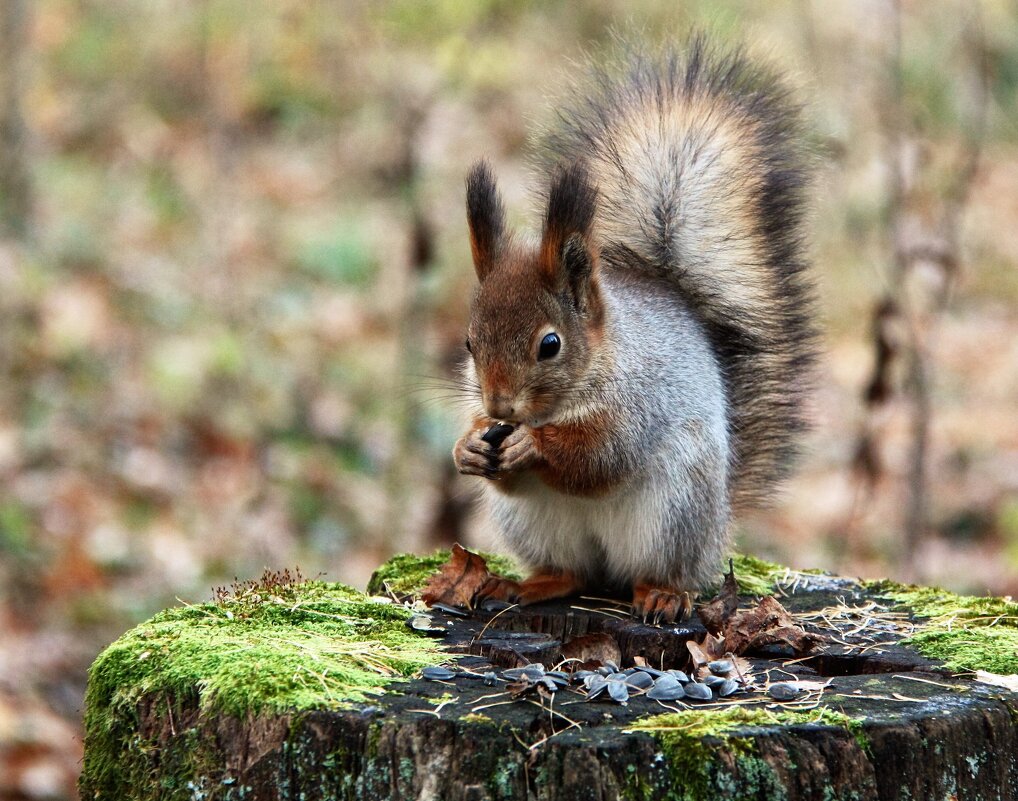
[686,639,710,669]
[420,543,492,610]
[507,677,536,699]
[724,595,822,656]
[974,670,1018,692]
[702,632,728,660]
[698,560,739,633]
[695,559,821,658]
[561,633,622,667]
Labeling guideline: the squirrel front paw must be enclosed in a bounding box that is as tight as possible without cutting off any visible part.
[495,425,542,473]
[453,422,543,480]
[452,422,500,479]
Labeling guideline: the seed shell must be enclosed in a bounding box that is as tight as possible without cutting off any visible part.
[607,680,630,703]
[421,666,458,681]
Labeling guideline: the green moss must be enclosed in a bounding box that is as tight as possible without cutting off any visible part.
[461,712,495,725]
[81,580,441,799]
[366,549,522,597]
[723,554,824,597]
[902,628,1018,675]
[727,554,786,596]
[628,706,867,800]
[867,580,1018,674]
[367,549,800,600]
[867,580,1018,622]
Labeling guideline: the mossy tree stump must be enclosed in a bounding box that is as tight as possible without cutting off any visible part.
[80,554,1018,801]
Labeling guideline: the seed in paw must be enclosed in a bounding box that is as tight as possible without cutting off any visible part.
[481,423,515,447]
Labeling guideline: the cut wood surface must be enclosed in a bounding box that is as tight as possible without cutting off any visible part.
[79,552,1018,801]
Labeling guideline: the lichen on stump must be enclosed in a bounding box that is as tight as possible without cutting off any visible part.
[80,552,1018,801]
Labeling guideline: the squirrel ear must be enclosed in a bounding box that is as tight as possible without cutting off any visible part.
[541,162,601,314]
[466,160,506,282]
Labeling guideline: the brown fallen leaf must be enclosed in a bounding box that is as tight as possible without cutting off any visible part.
[507,677,537,699]
[561,633,622,667]
[420,543,492,610]
[686,639,710,670]
[702,632,728,661]
[724,595,822,656]
[698,559,739,633]
[695,560,822,658]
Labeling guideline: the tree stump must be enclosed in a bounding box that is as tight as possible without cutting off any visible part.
[80,553,1018,801]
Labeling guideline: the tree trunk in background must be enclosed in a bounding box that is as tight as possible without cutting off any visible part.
[0,0,31,237]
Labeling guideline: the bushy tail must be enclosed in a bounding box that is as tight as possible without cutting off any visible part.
[538,36,817,507]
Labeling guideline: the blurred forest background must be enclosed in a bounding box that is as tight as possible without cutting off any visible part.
[1,1,1017,797]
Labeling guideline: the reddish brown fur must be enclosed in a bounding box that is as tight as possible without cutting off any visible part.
[477,568,581,605]
[533,410,625,497]
[632,582,694,623]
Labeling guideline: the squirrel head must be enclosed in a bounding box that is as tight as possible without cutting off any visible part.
[463,160,604,425]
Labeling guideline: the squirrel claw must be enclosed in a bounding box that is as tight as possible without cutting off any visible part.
[476,575,522,604]
[632,583,694,625]
[476,570,580,606]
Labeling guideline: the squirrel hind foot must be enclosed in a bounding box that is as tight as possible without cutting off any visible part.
[477,570,581,606]
[632,583,695,625]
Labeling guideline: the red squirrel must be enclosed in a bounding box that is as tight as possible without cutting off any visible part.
[452,38,816,622]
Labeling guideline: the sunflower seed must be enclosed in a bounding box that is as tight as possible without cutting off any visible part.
[625,671,654,690]
[708,659,734,675]
[585,676,608,699]
[421,666,458,681]
[684,682,713,701]
[480,598,514,612]
[503,663,546,681]
[430,602,469,617]
[647,675,686,701]
[768,683,806,701]
[481,423,515,447]
[719,679,741,697]
[408,615,446,634]
[607,680,630,703]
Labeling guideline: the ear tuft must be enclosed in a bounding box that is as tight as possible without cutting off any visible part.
[466,160,505,281]
[540,161,598,277]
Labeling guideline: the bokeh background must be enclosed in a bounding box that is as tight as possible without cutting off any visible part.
[1,1,1016,797]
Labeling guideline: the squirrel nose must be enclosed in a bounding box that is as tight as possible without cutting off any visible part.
[486,395,515,421]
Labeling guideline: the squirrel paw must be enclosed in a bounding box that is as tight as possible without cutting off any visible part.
[452,423,500,479]
[495,426,542,473]
[477,570,580,606]
[632,583,695,625]
[453,423,542,480]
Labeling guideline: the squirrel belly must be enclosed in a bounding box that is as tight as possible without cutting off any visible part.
[481,269,730,592]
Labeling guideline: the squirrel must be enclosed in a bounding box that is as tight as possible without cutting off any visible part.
[452,37,816,623]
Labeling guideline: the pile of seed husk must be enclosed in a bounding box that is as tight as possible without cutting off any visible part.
[420,658,811,705]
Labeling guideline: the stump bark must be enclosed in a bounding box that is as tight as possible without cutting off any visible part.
[79,557,1018,801]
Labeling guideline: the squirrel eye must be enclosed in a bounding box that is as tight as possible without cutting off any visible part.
[465,338,472,354]
[538,332,561,360]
